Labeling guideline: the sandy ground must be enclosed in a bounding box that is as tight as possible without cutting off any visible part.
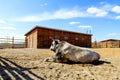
[0,48,120,80]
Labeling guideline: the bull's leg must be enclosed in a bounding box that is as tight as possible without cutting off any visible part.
[44,52,63,62]
[44,56,61,62]
[55,52,63,60]
[54,52,63,62]
[44,56,55,62]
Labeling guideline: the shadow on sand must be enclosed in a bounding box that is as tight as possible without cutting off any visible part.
[0,56,44,80]
[92,60,111,65]
[63,60,111,66]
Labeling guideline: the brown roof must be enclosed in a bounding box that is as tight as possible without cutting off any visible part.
[25,25,92,36]
[100,39,120,42]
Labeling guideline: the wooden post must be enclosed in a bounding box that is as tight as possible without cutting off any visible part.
[6,36,8,48]
[94,40,97,48]
[106,41,107,48]
[24,37,27,48]
[12,36,14,48]
[119,40,120,48]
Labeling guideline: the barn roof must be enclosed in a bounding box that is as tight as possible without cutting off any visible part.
[25,25,92,36]
[100,39,120,42]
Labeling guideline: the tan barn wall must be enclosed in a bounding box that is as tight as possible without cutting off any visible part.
[92,39,120,48]
[26,29,38,48]
[106,40,120,48]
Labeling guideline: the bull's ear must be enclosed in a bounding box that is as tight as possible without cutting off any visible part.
[55,40,60,44]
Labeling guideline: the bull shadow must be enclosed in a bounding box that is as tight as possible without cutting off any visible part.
[63,60,111,66]
[0,56,44,80]
[91,60,111,65]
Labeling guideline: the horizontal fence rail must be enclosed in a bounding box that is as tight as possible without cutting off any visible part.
[0,37,25,49]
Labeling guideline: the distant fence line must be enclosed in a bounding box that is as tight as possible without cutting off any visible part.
[0,37,25,49]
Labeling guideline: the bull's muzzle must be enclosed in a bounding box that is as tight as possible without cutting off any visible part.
[50,48,55,52]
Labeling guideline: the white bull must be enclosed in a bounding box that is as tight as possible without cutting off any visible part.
[44,39,100,63]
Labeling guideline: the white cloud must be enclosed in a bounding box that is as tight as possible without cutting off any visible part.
[0,26,16,30]
[96,11,108,17]
[53,9,86,19]
[112,6,120,13]
[115,16,120,19]
[0,19,6,24]
[69,21,80,25]
[40,3,48,7]
[0,32,14,38]
[11,4,120,22]
[87,7,108,17]
[107,33,117,36]
[17,16,42,22]
[87,7,101,14]
[101,3,113,11]
[78,25,92,30]
[11,8,88,22]
[0,31,25,39]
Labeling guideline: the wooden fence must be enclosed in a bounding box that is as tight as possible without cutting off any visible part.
[0,37,25,49]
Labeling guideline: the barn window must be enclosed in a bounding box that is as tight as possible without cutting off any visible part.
[55,35,60,39]
[64,36,68,40]
[82,38,84,41]
[75,37,79,40]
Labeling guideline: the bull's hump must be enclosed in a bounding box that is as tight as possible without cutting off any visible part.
[62,42,71,49]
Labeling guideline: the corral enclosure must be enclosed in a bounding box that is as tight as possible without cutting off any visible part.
[0,48,120,80]
[0,37,25,49]
[25,26,92,48]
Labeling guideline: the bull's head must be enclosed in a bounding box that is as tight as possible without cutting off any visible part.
[50,39,60,52]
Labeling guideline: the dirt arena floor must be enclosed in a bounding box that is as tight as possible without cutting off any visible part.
[0,48,120,80]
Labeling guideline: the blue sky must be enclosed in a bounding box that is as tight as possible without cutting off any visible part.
[0,0,120,42]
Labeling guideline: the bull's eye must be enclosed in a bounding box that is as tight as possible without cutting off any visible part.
[55,41,58,44]
[51,43,53,46]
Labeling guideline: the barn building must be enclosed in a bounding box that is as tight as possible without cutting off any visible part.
[25,26,92,48]
[99,39,120,48]
[92,39,120,48]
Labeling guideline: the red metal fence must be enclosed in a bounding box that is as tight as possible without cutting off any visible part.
[0,37,25,49]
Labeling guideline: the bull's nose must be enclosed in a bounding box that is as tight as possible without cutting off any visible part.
[50,48,53,51]
[50,49,55,52]
[51,49,54,51]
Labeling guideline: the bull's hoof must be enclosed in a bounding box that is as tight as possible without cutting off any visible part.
[43,58,49,62]
[44,57,55,62]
